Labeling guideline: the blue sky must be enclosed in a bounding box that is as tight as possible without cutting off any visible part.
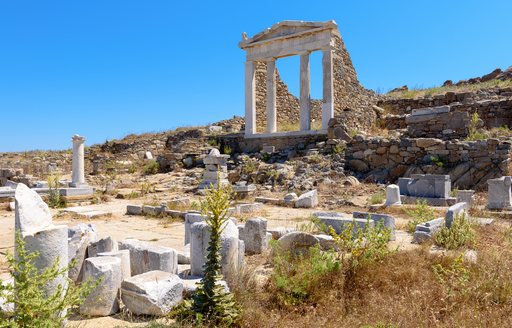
[1,0,511,151]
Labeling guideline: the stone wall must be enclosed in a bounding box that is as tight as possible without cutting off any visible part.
[379,87,512,115]
[345,135,511,189]
[218,133,328,154]
[406,107,470,139]
[254,35,380,132]
[381,98,512,133]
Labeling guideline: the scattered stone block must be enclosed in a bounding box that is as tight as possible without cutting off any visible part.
[456,190,475,210]
[80,256,122,316]
[14,183,52,237]
[401,174,451,198]
[277,232,320,255]
[236,202,263,214]
[242,217,268,254]
[181,277,229,298]
[190,220,240,278]
[315,234,336,250]
[233,184,256,199]
[127,204,143,215]
[178,244,190,265]
[121,271,183,316]
[353,212,396,240]
[119,239,178,276]
[317,216,375,236]
[267,227,295,240]
[254,196,282,205]
[98,249,131,281]
[385,184,401,206]
[283,192,298,205]
[88,236,118,258]
[68,224,97,282]
[487,176,512,210]
[295,189,318,208]
[184,212,205,245]
[413,217,445,243]
[168,197,190,208]
[445,202,468,228]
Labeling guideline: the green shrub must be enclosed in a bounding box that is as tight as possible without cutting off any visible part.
[404,200,435,233]
[172,176,241,326]
[429,155,445,168]
[0,233,95,326]
[144,160,160,175]
[432,254,470,302]
[329,219,393,268]
[434,214,475,250]
[271,245,340,306]
[368,190,385,205]
[466,112,487,141]
[222,145,232,155]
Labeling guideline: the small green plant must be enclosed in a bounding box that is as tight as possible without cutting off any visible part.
[434,214,475,250]
[222,145,232,156]
[465,112,488,141]
[47,173,65,208]
[242,158,259,175]
[450,187,459,198]
[332,143,346,154]
[190,200,200,211]
[429,155,445,168]
[144,159,160,175]
[127,163,138,174]
[172,175,241,326]
[0,232,95,326]
[207,138,219,147]
[404,200,436,233]
[368,190,385,205]
[140,181,154,195]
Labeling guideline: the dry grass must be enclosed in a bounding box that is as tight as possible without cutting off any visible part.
[387,79,512,99]
[235,223,512,328]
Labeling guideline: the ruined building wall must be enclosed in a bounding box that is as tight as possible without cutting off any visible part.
[254,35,379,132]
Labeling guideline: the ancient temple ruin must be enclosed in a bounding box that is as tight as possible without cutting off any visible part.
[239,20,378,138]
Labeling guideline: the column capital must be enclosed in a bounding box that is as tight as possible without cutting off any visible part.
[72,135,85,143]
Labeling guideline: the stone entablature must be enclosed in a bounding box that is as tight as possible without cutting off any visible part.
[240,21,339,137]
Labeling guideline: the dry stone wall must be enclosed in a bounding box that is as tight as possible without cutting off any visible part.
[345,135,511,189]
[379,87,512,115]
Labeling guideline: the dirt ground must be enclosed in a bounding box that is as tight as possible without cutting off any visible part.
[0,186,423,327]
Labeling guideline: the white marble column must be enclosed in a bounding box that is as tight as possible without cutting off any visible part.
[244,61,257,136]
[300,52,311,131]
[266,59,277,133]
[322,48,334,130]
[70,135,86,187]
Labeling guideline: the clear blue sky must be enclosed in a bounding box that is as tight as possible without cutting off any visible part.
[1,0,511,151]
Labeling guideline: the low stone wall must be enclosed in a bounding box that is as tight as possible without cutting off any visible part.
[219,133,328,153]
[345,136,511,189]
[379,87,512,114]
[406,106,470,139]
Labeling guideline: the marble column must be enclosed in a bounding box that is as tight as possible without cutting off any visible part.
[244,61,257,136]
[300,52,311,131]
[266,59,277,133]
[322,48,334,130]
[70,135,86,187]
